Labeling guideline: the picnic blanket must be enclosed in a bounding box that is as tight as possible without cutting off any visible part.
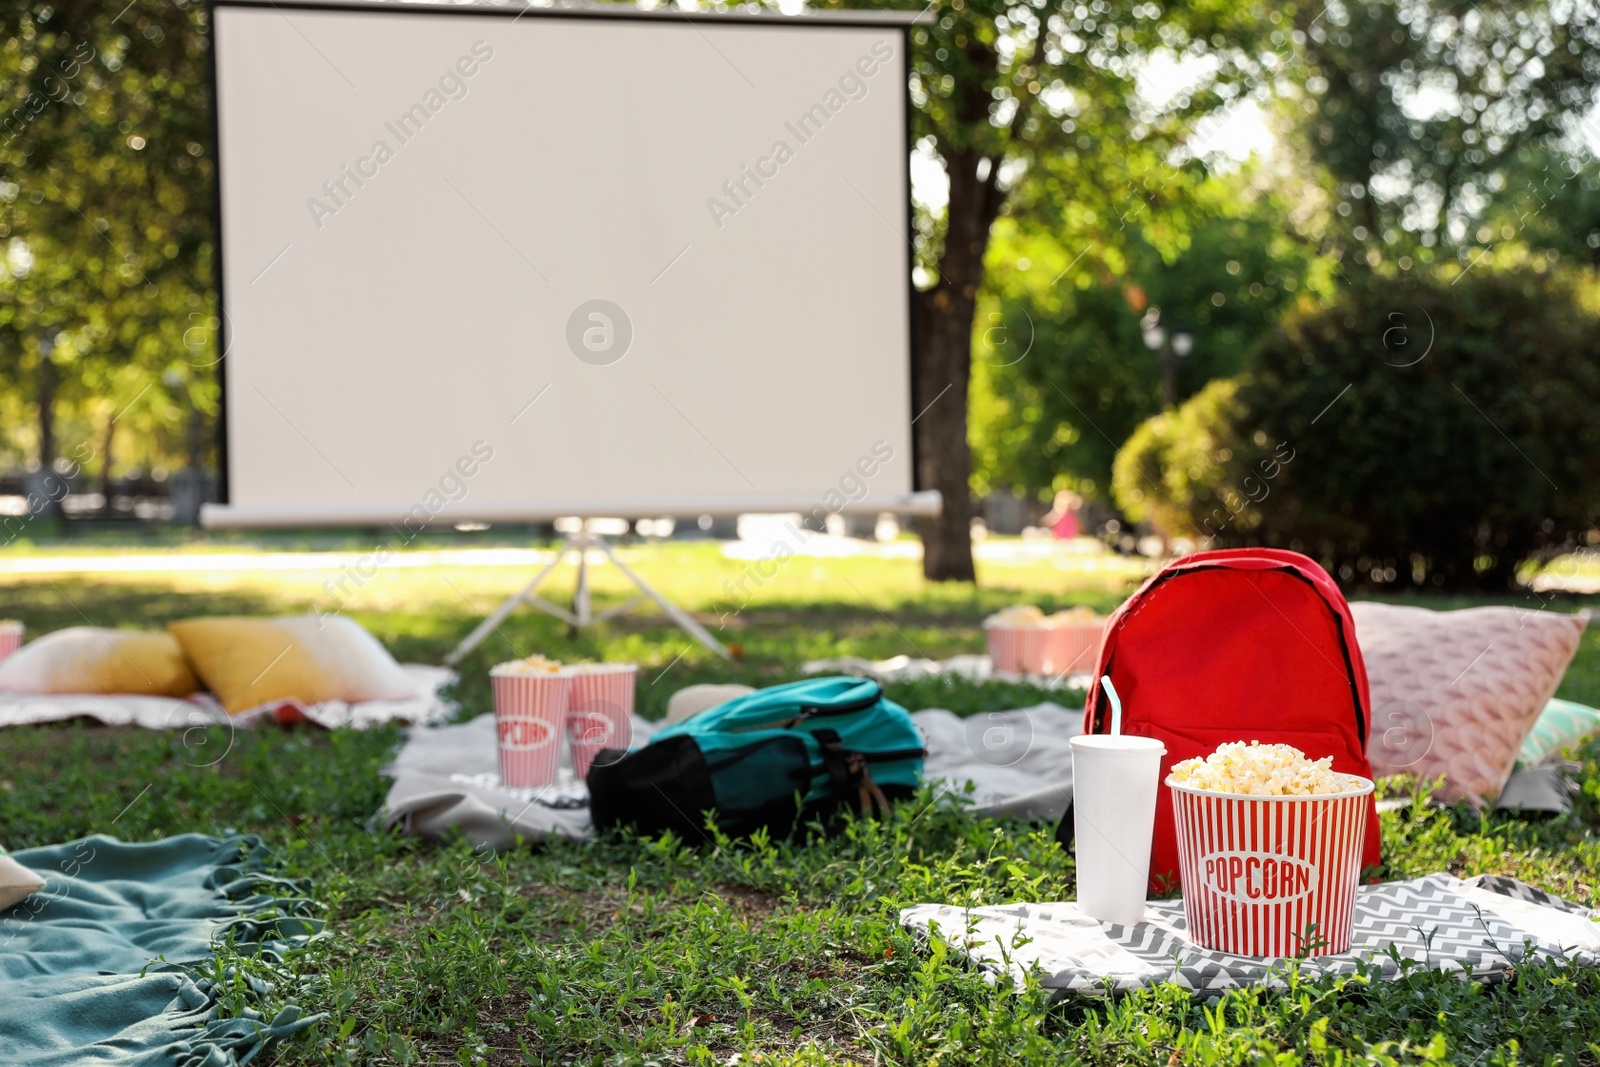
[902,873,1600,998]
[0,663,457,731]
[380,703,1084,847]
[0,834,323,1066]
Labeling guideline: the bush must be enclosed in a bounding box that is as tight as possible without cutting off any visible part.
[1112,266,1600,590]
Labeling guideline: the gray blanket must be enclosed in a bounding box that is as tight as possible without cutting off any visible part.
[903,873,1600,997]
[380,703,1083,848]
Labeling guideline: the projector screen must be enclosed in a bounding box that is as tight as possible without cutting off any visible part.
[206,0,927,527]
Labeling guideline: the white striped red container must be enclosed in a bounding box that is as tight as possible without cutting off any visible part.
[1048,620,1105,675]
[986,620,1105,676]
[1168,775,1374,957]
[0,621,21,664]
[490,667,573,788]
[567,663,637,779]
[984,624,1028,673]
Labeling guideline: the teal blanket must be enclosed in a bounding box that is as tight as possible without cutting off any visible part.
[1,834,324,1066]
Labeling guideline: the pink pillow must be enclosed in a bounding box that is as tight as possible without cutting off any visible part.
[1352,602,1586,804]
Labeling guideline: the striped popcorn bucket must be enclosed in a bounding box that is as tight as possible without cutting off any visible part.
[567,663,637,779]
[0,621,21,664]
[985,625,1045,674]
[1042,620,1105,676]
[1169,775,1374,957]
[490,667,573,788]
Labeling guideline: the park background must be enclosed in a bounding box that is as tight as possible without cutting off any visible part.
[1,0,1598,593]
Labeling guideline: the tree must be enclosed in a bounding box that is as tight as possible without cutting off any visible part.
[1113,264,1600,590]
[1290,0,1600,269]
[806,0,1273,579]
[971,165,1333,504]
[0,2,219,495]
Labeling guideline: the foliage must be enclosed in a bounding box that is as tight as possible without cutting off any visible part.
[0,1,219,477]
[972,167,1332,501]
[1482,143,1600,270]
[2,551,1600,1064]
[1287,0,1600,268]
[1113,375,1250,542]
[1113,264,1600,589]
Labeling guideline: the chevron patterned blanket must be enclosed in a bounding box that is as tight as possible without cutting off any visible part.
[901,874,1600,997]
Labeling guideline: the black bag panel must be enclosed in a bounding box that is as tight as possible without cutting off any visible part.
[588,735,820,843]
[588,726,920,843]
[587,734,717,841]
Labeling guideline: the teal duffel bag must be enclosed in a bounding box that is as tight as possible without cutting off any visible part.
[587,676,925,841]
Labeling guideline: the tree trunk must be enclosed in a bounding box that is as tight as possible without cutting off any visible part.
[35,345,61,518]
[98,413,115,513]
[37,349,55,474]
[915,149,1004,582]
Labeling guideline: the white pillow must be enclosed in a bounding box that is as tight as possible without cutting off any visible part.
[665,683,754,724]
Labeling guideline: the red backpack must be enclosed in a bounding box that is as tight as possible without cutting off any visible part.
[1078,548,1382,893]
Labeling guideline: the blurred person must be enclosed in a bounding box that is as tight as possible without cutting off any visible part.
[1045,490,1083,540]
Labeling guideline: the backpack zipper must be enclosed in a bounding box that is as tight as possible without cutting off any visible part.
[778,691,884,728]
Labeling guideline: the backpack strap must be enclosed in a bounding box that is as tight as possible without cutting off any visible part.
[814,729,893,819]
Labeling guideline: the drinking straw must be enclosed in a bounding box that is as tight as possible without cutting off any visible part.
[1100,675,1123,735]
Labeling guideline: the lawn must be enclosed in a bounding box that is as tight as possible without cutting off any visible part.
[2,537,1599,1065]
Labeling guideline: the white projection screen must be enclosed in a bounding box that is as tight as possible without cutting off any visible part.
[205,0,928,527]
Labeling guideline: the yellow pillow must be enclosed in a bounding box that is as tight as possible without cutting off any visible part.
[0,627,198,697]
[168,615,416,714]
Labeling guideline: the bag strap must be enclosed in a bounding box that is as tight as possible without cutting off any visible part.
[814,729,893,819]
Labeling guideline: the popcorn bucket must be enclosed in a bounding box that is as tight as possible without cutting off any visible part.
[984,624,1025,673]
[986,625,1057,674]
[567,663,636,779]
[1043,620,1105,676]
[987,619,1106,676]
[0,621,22,664]
[490,667,573,788]
[1169,775,1374,957]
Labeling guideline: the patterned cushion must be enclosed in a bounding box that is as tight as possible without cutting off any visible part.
[1352,603,1585,804]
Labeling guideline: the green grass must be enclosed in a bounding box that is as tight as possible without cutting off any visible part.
[2,541,1599,1065]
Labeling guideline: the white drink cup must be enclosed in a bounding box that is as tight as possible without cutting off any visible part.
[1070,734,1166,927]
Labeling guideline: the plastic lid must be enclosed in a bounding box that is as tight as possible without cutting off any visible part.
[1070,734,1166,754]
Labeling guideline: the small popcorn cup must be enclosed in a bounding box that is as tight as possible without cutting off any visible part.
[1047,618,1105,676]
[567,663,636,778]
[984,623,1024,673]
[1169,775,1374,957]
[490,665,573,788]
[0,621,22,664]
[986,624,1057,673]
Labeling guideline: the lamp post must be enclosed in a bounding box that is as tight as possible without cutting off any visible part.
[1140,307,1194,410]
